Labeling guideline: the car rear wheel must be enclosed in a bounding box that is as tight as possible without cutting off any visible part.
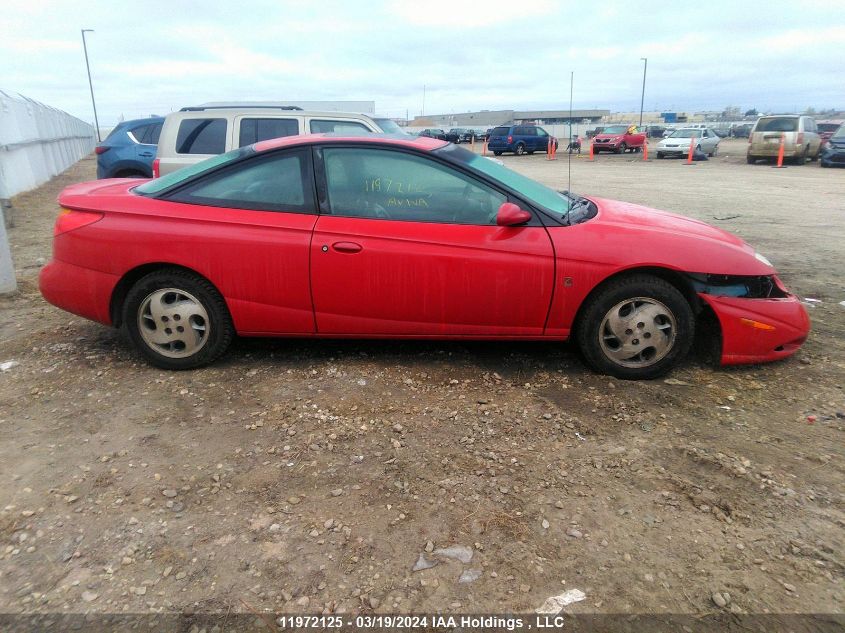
[515,143,526,156]
[616,143,627,154]
[746,155,757,164]
[124,269,234,370]
[575,275,694,380]
[493,151,502,156]
[793,147,807,165]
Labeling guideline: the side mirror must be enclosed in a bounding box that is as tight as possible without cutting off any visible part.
[496,202,532,227]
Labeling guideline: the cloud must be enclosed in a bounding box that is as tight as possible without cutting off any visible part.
[0,0,841,124]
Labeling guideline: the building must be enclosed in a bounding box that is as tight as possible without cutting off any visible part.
[412,108,609,127]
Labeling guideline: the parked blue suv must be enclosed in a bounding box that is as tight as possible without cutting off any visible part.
[487,124,557,156]
[96,117,164,179]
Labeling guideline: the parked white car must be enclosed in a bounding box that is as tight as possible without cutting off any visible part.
[656,128,720,158]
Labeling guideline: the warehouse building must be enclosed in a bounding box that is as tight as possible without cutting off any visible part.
[412,109,609,127]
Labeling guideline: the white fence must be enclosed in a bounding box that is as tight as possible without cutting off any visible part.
[0,90,96,201]
[0,90,96,293]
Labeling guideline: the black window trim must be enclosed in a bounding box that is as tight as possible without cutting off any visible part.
[311,142,548,227]
[159,146,317,215]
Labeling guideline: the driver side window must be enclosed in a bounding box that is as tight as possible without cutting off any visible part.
[322,147,506,225]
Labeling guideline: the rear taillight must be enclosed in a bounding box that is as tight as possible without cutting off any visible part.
[94,146,109,154]
[796,132,804,144]
[507,135,513,143]
[152,158,160,178]
[54,208,103,236]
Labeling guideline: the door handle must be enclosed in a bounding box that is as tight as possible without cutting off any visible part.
[139,152,154,157]
[330,241,362,254]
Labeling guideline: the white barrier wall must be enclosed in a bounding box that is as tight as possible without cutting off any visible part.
[0,90,96,200]
[0,90,96,293]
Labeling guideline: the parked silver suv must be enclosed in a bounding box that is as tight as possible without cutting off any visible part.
[155,103,401,176]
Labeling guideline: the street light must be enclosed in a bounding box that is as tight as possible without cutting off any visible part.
[639,57,648,129]
[81,29,101,142]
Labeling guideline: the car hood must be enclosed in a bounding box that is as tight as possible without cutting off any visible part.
[554,197,774,276]
[659,137,696,145]
[593,133,624,140]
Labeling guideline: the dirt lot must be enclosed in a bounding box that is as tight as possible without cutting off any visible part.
[0,139,843,621]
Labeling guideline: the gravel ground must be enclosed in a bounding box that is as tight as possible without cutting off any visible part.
[0,140,843,620]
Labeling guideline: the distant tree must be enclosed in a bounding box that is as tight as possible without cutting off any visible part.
[803,107,817,115]
[744,108,758,116]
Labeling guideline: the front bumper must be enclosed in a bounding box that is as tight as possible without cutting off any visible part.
[39,259,118,326]
[700,293,810,365]
[821,147,845,166]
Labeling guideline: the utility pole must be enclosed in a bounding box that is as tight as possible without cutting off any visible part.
[639,57,648,129]
[81,29,101,142]
[422,85,426,117]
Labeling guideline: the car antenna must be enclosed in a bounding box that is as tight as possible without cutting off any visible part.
[567,71,574,195]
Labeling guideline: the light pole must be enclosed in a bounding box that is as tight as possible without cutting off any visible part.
[81,29,101,142]
[639,57,648,129]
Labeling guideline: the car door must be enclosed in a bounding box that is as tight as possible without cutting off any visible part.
[309,145,556,336]
[161,148,318,334]
[134,122,162,168]
[535,127,550,152]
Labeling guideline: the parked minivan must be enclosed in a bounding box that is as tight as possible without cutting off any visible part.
[747,115,821,165]
[487,124,557,156]
[154,104,398,176]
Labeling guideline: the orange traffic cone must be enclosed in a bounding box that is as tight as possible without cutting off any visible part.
[588,141,595,161]
[642,139,649,161]
[684,136,696,166]
[774,133,786,168]
[482,139,487,156]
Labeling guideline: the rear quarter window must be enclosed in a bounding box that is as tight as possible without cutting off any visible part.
[176,118,227,154]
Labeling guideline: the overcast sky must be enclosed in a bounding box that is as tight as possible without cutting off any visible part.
[1,0,843,126]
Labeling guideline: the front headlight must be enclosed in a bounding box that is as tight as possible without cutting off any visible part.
[754,252,772,267]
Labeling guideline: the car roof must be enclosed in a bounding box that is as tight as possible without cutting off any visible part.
[121,116,165,126]
[254,133,448,153]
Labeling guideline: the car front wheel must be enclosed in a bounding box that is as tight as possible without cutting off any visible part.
[124,269,234,370]
[575,275,694,380]
[616,143,627,154]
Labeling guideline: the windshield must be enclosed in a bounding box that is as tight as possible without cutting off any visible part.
[668,129,701,138]
[437,144,572,220]
[135,146,252,195]
[833,125,845,139]
[373,118,407,135]
[601,125,629,134]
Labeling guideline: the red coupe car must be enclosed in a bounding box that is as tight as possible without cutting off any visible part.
[40,135,809,379]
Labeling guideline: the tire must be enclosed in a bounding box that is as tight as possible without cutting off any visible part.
[821,160,830,168]
[615,142,627,154]
[515,143,526,156]
[123,268,234,370]
[575,274,695,380]
[793,147,807,165]
[493,151,502,156]
[656,152,665,159]
[746,155,756,164]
